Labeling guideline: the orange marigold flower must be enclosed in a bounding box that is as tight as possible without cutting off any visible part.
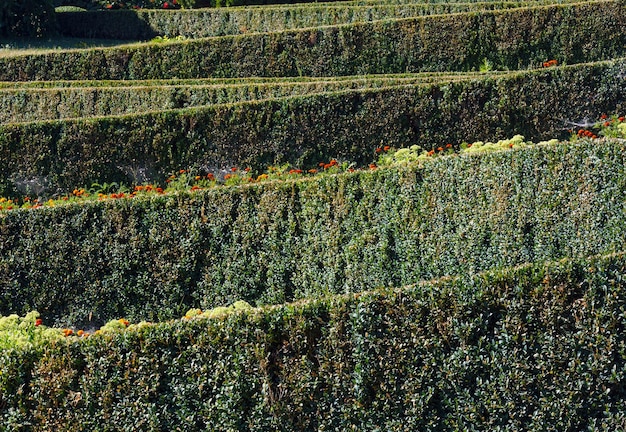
[195,176,201,181]
[244,167,251,172]
[509,143,514,148]
[330,159,338,166]
[600,113,608,120]
[369,163,377,170]
[604,121,611,127]
[319,162,325,167]
[134,185,144,191]
[307,169,318,174]
[288,169,303,175]
[190,185,201,191]
[119,318,130,327]
[63,329,73,337]
[231,167,238,172]
[427,150,435,156]
[437,147,444,152]
[207,173,215,180]
[375,147,382,153]
[77,330,84,337]
[467,143,473,148]
[445,143,452,149]
[348,168,355,173]
[179,169,186,174]
[323,164,332,170]
[156,187,164,194]
[224,174,232,180]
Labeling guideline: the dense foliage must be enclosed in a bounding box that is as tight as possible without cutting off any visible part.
[0,0,56,37]
[1,138,626,328]
[1,59,624,197]
[2,252,626,429]
[55,0,582,39]
[2,1,625,80]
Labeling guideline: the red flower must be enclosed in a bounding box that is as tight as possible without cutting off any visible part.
[231,167,238,172]
[445,143,452,149]
[35,318,43,327]
[383,146,391,151]
[369,163,377,170]
[207,173,215,181]
[619,117,625,122]
[604,121,611,127]
[600,113,608,120]
[163,2,169,8]
[437,147,444,152]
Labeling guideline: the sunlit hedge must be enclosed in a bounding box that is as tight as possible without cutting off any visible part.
[2,1,625,81]
[2,251,626,429]
[2,139,626,328]
[55,0,577,39]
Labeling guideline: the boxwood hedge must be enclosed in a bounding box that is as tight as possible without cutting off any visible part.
[0,59,624,197]
[2,251,626,430]
[2,1,625,81]
[2,138,626,328]
[56,0,580,40]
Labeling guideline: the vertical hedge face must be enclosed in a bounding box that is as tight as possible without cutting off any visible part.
[3,253,626,430]
[0,0,56,37]
[1,140,626,328]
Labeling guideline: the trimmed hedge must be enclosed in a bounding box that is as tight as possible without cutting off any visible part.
[0,59,624,196]
[2,1,625,80]
[2,139,626,328]
[0,73,498,123]
[3,251,626,429]
[56,0,578,40]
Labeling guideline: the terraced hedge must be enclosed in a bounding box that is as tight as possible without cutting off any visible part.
[3,251,626,429]
[3,1,625,81]
[1,59,624,196]
[2,139,626,328]
[0,73,500,123]
[56,0,579,39]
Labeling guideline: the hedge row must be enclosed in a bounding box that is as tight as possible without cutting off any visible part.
[3,251,626,430]
[0,73,497,123]
[0,71,503,89]
[2,138,626,328]
[2,1,624,80]
[56,0,579,39]
[0,59,624,196]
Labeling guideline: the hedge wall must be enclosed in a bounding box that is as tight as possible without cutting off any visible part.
[0,59,624,196]
[0,73,489,123]
[2,139,626,328]
[3,1,625,80]
[3,251,626,430]
[56,0,576,40]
